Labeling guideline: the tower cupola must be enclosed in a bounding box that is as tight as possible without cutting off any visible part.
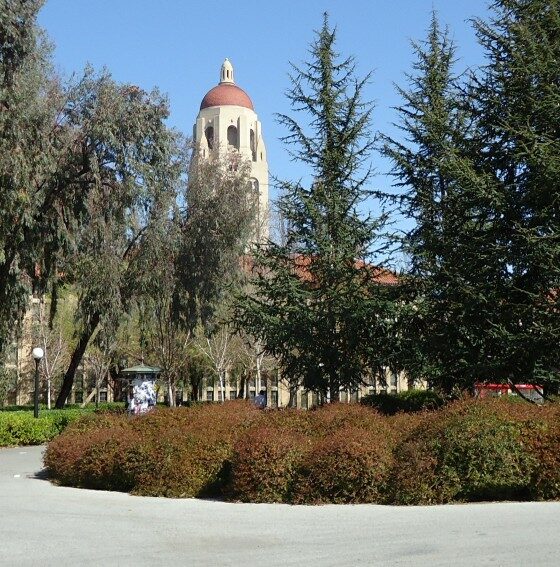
[220,58,234,84]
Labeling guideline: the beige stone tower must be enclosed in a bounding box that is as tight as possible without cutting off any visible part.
[193,59,269,240]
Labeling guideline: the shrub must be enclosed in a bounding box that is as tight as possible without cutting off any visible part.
[0,409,86,447]
[44,413,130,486]
[45,401,262,498]
[389,399,539,504]
[229,424,308,502]
[360,389,444,415]
[43,397,560,505]
[292,425,394,504]
[526,405,560,500]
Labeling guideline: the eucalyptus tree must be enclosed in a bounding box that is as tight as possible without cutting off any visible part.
[0,0,70,353]
[236,15,397,401]
[54,74,185,407]
[134,152,257,405]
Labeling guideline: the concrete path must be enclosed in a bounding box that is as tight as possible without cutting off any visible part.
[1,445,559,566]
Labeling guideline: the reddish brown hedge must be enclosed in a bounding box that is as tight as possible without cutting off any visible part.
[229,425,309,502]
[44,398,560,504]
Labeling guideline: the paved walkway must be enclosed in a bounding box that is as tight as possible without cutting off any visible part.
[1,445,559,566]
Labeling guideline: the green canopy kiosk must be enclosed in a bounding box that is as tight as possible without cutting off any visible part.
[120,363,161,414]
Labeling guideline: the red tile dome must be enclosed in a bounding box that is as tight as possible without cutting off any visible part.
[200,83,254,110]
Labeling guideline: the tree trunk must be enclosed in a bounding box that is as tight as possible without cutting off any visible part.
[237,371,247,399]
[167,379,176,407]
[55,313,100,408]
[219,370,226,403]
[330,380,340,403]
[255,354,263,392]
[289,385,297,408]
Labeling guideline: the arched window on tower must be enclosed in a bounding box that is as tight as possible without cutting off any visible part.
[205,126,214,150]
[250,129,256,161]
[250,178,259,195]
[227,125,238,149]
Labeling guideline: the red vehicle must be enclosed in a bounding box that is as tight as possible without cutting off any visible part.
[475,383,544,403]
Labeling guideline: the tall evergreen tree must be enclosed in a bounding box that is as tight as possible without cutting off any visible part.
[382,14,492,393]
[386,3,560,395]
[236,15,397,401]
[468,0,560,393]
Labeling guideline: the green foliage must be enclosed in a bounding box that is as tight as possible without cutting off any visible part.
[0,409,85,446]
[360,389,444,414]
[384,3,560,394]
[0,0,64,351]
[176,155,256,332]
[54,71,186,407]
[390,399,541,504]
[236,14,397,400]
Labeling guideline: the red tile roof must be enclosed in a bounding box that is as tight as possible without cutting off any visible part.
[200,83,254,110]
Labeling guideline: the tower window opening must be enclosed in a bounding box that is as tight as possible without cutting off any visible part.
[227,125,238,148]
[205,126,214,150]
[250,129,256,161]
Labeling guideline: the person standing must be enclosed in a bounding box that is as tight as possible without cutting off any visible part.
[254,389,266,409]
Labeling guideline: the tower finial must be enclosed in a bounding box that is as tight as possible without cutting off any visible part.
[220,58,234,84]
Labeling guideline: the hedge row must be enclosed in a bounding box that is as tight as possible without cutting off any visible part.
[0,404,126,447]
[44,399,560,504]
[0,410,88,446]
[360,389,444,414]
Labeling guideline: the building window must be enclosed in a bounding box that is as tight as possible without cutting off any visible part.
[250,129,256,161]
[300,391,308,409]
[227,125,238,148]
[229,390,237,400]
[99,391,108,402]
[340,391,348,403]
[205,126,214,149]
[206,390,214,402]
[249,390,256,400]
[270,390,278,407]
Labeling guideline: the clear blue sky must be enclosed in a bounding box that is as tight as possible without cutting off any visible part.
[38,0,490,211]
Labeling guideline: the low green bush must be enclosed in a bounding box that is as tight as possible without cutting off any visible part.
[0,409,86,447]
[389,399,540,504]
[360,389,444,415]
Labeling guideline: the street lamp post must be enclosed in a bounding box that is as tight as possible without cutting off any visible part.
[32,348,44,419]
